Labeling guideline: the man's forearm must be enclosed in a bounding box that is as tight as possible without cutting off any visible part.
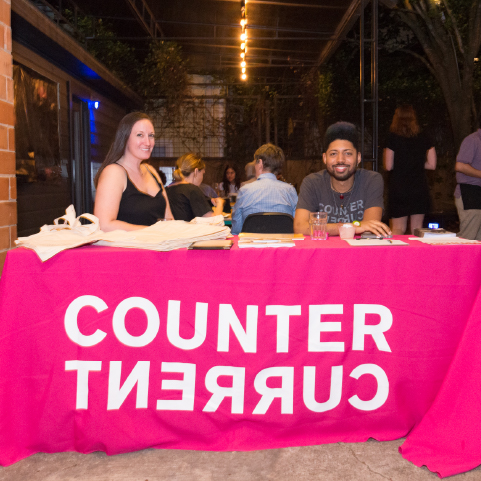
[455,162,481,179]
[326,223,341,236]
[294,220,311,236]
[296,221,341,236]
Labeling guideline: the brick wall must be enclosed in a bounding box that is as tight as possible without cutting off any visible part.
[0,0,15,274]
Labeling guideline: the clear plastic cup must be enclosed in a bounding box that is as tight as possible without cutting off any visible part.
[309,212,328,240]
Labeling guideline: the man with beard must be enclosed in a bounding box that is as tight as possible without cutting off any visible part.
[294,122,391,237]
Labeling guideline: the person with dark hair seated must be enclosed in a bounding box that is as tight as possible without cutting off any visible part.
[94,112,173,232]
[294,121,391,237]
[231,143,298,235]
[219,164,241,196]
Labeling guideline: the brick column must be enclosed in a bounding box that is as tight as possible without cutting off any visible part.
[0,0,16,274]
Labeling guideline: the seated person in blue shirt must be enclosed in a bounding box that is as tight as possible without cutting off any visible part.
[231,143,298,234]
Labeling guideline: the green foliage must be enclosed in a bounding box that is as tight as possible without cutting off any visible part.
[314,42,361,127]
[64,12,139,88]
[315,71,333,116]
[139,41,190,113]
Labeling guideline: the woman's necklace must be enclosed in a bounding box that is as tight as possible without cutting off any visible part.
[330,178,355,209]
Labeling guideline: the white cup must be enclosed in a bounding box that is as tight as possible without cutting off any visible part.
[339,223,356,239]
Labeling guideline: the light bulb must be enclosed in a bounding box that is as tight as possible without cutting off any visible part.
[241,61,246,68]
[241,73,247,80]
[241,33,246,41]
[240,52,245,58]
[240,19,246,27]
[242,67,246,73]
[241,42,245,50]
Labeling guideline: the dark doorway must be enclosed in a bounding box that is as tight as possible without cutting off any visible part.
[14,63,71,237]
[71,98,93,215]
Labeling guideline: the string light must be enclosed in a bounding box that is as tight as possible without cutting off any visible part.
[240,0,247,80]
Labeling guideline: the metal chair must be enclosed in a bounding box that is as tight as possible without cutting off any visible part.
[240,213,294,234]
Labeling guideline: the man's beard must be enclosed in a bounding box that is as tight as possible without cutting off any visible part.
[326,162,357,182]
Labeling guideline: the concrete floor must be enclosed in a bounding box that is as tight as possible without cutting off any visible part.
[0,439,480,481]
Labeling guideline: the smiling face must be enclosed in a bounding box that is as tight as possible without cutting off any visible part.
[125,119,155,161]
[323,139,361,182]
[226,168,236,183]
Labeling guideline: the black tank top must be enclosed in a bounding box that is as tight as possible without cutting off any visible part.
[116,165,167,226]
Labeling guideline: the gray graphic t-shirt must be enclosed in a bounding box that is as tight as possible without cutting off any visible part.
[296,169,384,223]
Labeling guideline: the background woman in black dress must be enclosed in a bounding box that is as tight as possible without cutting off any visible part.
[167,153,224,221]
[383,105,437,235]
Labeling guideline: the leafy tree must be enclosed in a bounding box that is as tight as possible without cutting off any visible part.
[381,0,481,148]
[64,12,139,88]
[139,41,190,115]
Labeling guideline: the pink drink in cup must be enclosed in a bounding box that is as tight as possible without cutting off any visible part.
[309,212,328,240]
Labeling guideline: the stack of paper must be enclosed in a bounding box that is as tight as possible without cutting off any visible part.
[238,233,304,241]
[345,239,409,247]
[96,220,230,251]
[237,233,301,248]
[408,237,481,245]
[15,206,231,261]
[189,215,225,226]
[237,240,295,248]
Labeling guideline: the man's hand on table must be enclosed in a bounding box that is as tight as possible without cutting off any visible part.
[355,219,391,237]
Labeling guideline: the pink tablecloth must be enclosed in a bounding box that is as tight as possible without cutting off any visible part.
[0,237,481,477]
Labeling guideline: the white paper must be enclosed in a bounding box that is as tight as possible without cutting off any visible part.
[345,239,409,246]
[408,237,481,245]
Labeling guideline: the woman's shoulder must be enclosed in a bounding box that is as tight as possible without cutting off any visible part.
[143,162,158,177]
[99,163,127,182]
[169,182,200,193]
[142,163,163,185]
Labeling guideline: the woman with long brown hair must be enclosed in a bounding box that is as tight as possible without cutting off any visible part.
[219,164,241,197]
[94,112,173,231]
[383,105,437,235]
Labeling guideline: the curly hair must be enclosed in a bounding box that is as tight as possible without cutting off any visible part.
[324,122,359,152]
